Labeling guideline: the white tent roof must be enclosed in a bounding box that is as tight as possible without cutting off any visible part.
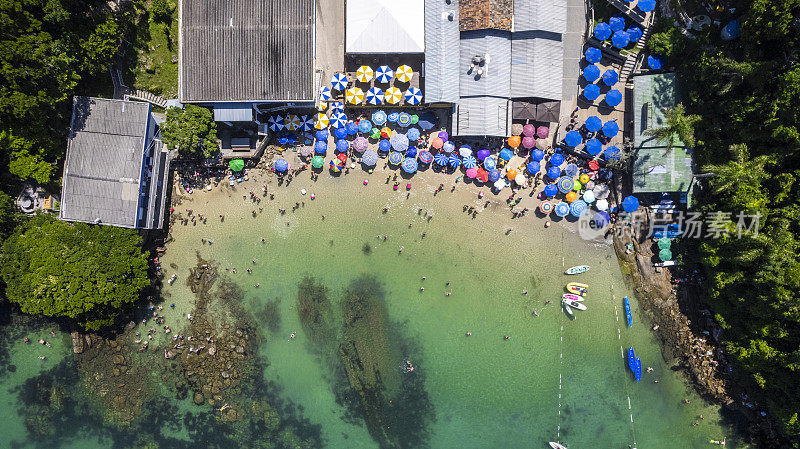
[346,0,425,53]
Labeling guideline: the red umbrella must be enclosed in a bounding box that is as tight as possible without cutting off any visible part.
[588,160,599,171]
[476,167,489,182]
[337,152,348,163]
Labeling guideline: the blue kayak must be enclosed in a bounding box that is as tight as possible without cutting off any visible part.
[624,296,632,327]
[627,347,635,372]
[635,357,642,382]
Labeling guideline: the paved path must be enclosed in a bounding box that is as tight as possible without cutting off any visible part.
[559,0,589,131]
[315,0,344,96]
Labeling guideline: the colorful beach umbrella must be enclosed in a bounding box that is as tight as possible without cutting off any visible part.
[387,111,399,123]
[378,139,391,152]
[586,138,603,156]
[448,154,460,168]
[405,87,422,105]
[314,140,328,154]
[385,87,402,104]
[566,191,577,202]
[311,155,324,169]
[659,248,673,261]
[476,168,489,182]
[356,65,374,83]
[402,157,418,173]
[564,131,582,147]
[418,150,433,164]
[372,110,387,126]
[331,73,347,90]
[407,128,421,141]
[532,149,545,162]
[605,145,621,160]
[353,136,369,153]
[564,163,579,178]
[484,157,497,171]
[362,150,378,166]
[462,155,477,168]
[431,137,444,149]
[612,31,630,48]
[547,166,561,180]
[319,86,332,102]
[391,132,409,151]
[488,170,501,182]
[381,127,392,138]
[330,112,347,129]
[540,200,554,214]
[593,184,611,200]
[593,211,611,227]
[628,26,643,42]
[434,153,448,166]
[658,238,672,249]
[527,161,540,174]
[570,199,588,217]
[267,115,284,132]
[396,65,413,83]
[605,89,623,107]
[594,22,612,41]
[554,202,570,217]
[523,136,536,149]
[477,149,491,160]
[397,113,412,127]
[585,47,602,64]
[389,151,403,165]
[358,119,372,133]
[558,177,574,193]
[329,160,343,173]
[506,169,518,180]
[274,158,289,172]
[602,69,619,86]
[583,190,596,203]
[499,148,513,161]
[438,130,450,141]
[610,15,626,32]
[285,114,300,131]
[370,127,381,139]
[228,158,244,172]
[330,101,344,113]
[298,115,313,132]
[405,146,417,158]
[523,124,536,137]
[507,135,521,149]
[317,101,328,112]
[585,116,602,133]
[602,120,620,138]
[465,167,478,178]
[346,87,364,105]
[622,195,639,212]
[375,65,393,83]
[583,83,601,101]
[583,64,600,82]
[366,87,384,105]
[336,139,349,152]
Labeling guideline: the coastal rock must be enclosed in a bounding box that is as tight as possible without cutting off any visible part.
[221,371,229,379]
[235,345,244,354]
[71,332,84,354]
[193,392,204,405]
[208,346,216,356]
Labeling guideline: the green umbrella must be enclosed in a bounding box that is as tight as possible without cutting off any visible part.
[311,155,324,169]
[659,248,672,261]
[411,114,419,125]
[228,158,244,172]
[657,238,671,249]
[370,127,381,139]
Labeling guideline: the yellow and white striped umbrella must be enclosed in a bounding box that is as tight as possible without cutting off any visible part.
[314,113,330,129]
[385,86,402,104]
[316,101,328,111]
[356,65,374,83]
[345,86,364,105]
[396,65,414,83]
[285,114,301,131]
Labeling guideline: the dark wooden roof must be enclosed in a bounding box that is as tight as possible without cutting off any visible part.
[179,0,315,102]
[459,0,513,31]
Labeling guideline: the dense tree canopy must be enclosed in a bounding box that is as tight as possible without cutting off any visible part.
[161,105,218,158]
[0,214,149,330]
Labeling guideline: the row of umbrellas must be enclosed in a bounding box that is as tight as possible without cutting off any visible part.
[582,65,618,87]
[582,84,622,106]
[336,86,422,106]
[337,65,414,87]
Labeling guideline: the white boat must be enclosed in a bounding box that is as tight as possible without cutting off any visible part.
[549,442,567,449]
[563,302,574,318]
[562,298,587,311]
[562,294,584,302]
[565,265,590,275]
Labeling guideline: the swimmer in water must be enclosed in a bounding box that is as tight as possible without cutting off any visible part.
[289,332,296,341]
[420,287,425,291]
[504,335,510,340]
[466,332,472,336]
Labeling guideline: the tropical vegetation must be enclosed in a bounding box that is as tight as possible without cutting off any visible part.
[161,105,219,158]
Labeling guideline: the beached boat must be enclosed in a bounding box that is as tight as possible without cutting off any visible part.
[562,298,586,311]
[549,442,567,449]
[628,347,635,372]
[635,356,642,382]
[623,296,632,327]
[563,302,574,319]
[562,293,584,302]
[565,265,591,275]
[566,282,588,296]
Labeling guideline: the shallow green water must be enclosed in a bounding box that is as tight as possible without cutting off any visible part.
[0,172,746,448]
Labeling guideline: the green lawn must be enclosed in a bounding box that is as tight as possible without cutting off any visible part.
[124,0,179,98]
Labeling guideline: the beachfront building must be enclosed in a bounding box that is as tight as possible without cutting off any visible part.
[60,97,171,229]
[631,73,694,204]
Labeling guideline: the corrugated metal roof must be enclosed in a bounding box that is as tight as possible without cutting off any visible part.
[513,0,567,33]
[347,0,425,53]
[179,0,314,102]
[452,96,509,136]
[459,30,511,98]
[424,0,461,103]
[510,34,564,100]
[213,103,254,122]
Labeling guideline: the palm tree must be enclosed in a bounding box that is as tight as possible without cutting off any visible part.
[702,143,771,195]
[644,103,701,154]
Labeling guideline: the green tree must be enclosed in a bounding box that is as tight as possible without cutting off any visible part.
[149,0,171,23]
[644,104,701,153]
[0,192,22,240]
[0,130,53,184]
[0,214,149,330]
[646,26,686,58]
[702,144,772,212]
[161,105,218,158]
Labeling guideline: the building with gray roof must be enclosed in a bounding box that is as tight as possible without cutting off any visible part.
[424,0,461,103]
[60,97,171,229]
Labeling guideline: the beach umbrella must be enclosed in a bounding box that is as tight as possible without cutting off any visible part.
[397,113,412,127]
[605,145,621,161]
[228,158,244,172]
[494,179,507,190]
[586,138,603,156]
[555,202,570,217]
[406,146,418,158]
[361,150,378,166]
[638,0,656,12]
[558,177,574,193]
[431,137,444,149]
[381,127,392,138]
[612,31,630,48]
[411,114,419,125]
[448,154,460,168]
[499,148,514,161]
[356,65,374,83]
[299,115,314,132]
[659,248,673,261]
[370,127,381,139]
[585,116,602,133]
[346,87,364,105]
[407,128,421,141]
[593,211,611,227]
[314,140,328,154]
[570,199,588,217]
[523,124,536,137]
[311,155,324,169]
[585,47,602,64]
[378,139,391,152]
[602,120,620,138]
[574,179,583,191]
[334,126,347,139]
[550,153,565,167]
[267,115,285,132]
[285,114,300,131]
[388,151,403,165]
[583,190,596,203]
[658,237,672,249]
[319,86,332,102]
[628,26,643,42]
[515,173,527,185]
[442,141,455,153]
[477,148,491,160]
[434,153,448,166]
[579,173,590,185]
[391,132,409,151]
[588,160,600,171]
[622,195,640,212]
[329,160,343,173]
[402,157,418,173]
[488,170,501,182]
[593,184,610,200]
[476,168,489,182]
[506,168,518,180]
[331,72,348,90]
[465,167,477,178]
[274,158,289,172]
[564,163,579,177]
[365,87,384,106]
[594,22,612,41]
[396,65,413,82]
[330,101,344,114]
[583,83,601,101]
[647,55,664,70]
[298,144,314,157]
[583,64,600,82]
[385,87,402,104]
[527,161,540,174]
[610,15,626,32]
[532,149,545,162]
[512,123,524,136]
[405,87,423,105]
[371,110,387,126]
[387,111,400,123]
[353,136,369,153]
[540,200,554,214]
[358,120,372,134]
[507,135,521,149]
[605,89,623,107]
[484,157,497,171]
[522,136,536,149]
[336,139,349,152]
[438,130,450,141]
[602,69,619,86]
[462,155,477,168]
[375,65,393,83]
[544,184,558,197]
[596,198,609,210]
[566,191,577,202]
[330,112,347,129]
[417,112,436,130]
[317,101,328,111]
[547,165,561,180]
[346,121,358,135]
[418,150,433,164]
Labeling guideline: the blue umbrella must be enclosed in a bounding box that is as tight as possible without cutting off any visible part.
[387,112,400,123]
[406,128,421,141]
[375,65,393,83]
[531,149,545,162]
[647,55,664,70]
[366,87,383,105]
[488,170,501,182]
[605,145,621,160]
[315,129,329,141]
[544,184,558,197]
[585,116,602,133]
[274,159,289,172]
[330,112,347,128]
[378,139,391,152]
[582,64,600,82]
[612,31,630,48]
[477,149,491,160]
[594,22,612,40]
[547,165,561,180]
[622,195,640,212]
[406,146,418,158]
[583,83,601,101]
[637,0,655,12]
[627,26,643,42]
[610,15,626,32]
[550,153,565,167]
[527,161,540,174]
[593,211,611,227]
[484,157,497,170]
[499,148,514,160]
[397,113,412,128]
[358,119,372,133]
[434,153,448,166]
[334,126,347,139]
[585,47,602,64]
[602,120,620,138]
[605,89,623,107]
[570,199,588,217]
[586,138,603,156]
[372,110,387,126]
[390,132,409,151]
[267,115,285,132]
[402,157,418,173]
[564,131,582,148]
[554,202,570,217]
[404,87,423,105]
[314,140,328,154]
[564,163,579,178]
[417,112,436,130]
[331,73,348,90]
[602,69,619,86]
[448,154,460,168]
[319,86,332,101]
[362,150,378,166]
[277,135,290,145]
[462,155,477,168]
[388,151,403,165]
[558,177,574,193]
[336,139,349,152]
[330,101,345,113]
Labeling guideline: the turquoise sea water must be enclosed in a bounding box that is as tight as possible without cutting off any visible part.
[0,170,746,448]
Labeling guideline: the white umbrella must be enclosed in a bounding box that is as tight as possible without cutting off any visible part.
[459,147,473,157]
[515,173,527,186]
[493,179,506,190]
[592,184,610,199]
[595,199,609,210]
[583,190,596,203]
